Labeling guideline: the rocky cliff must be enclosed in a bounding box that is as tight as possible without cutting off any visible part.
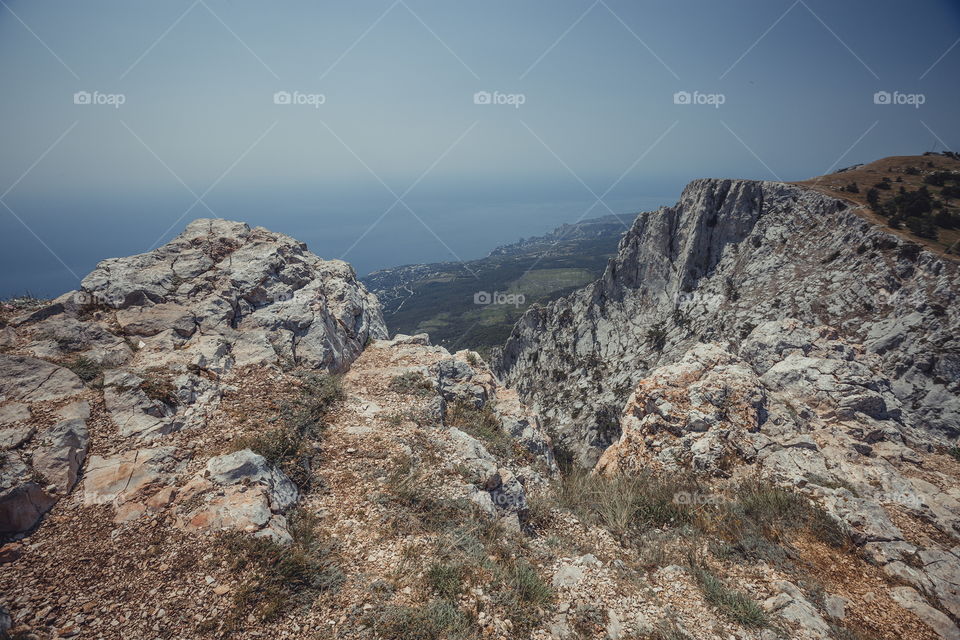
[497,178,959,465]
[3,196,960,640]
[493,175,960,639]
[0,218,388,538]
[0,219,563,640]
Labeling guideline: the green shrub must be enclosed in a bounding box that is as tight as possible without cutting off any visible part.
[646,322,668,351]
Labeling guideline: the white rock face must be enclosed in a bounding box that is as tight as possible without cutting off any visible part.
[0,356,89,534]
[1,218,386,536]
[496,178,960,633]
[496,179,959,465]
[76,218,387,372]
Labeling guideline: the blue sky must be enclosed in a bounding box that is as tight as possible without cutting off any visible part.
[1,0,958,296]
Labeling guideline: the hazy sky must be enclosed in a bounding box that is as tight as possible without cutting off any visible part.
[1,0,958,297]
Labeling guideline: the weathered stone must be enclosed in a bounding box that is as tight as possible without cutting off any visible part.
[0,454,56,534]
[79,218,387,373]
[31,418,89,493]
[889,586,960,640]
[497,179,960,463]
[552,564,585,588]
[205,449,297,511]
[83,447,176,505]
[0,355,84,404]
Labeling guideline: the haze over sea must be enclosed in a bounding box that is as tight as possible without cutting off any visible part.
[2,0,958,297]
[2,188,671,297]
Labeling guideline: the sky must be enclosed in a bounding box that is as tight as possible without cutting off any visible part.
[1,0,958,297]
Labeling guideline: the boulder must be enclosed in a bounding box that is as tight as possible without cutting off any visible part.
[0,454,56,534]
[205,449,298,511]
[83,447,177,505]
[31,418,89,492]
[0,355,84,403]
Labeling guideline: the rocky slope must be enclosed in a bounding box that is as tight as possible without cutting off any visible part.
[0,218,387,539]
[494,170,960,638]
[497,177,959,463]
[3,189,960,640]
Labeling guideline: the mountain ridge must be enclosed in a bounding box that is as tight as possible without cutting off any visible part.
[2,160,960,640]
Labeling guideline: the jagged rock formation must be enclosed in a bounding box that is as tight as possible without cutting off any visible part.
[0,218,386,537]
[496,176,960,638]
[497,178,959,465]
[595,321,960,633]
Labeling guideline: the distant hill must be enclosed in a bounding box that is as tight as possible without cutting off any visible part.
[795,151,960,257]
[361,214,633,353]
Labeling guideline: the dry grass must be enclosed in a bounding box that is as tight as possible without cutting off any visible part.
[231,373,343,488]
[139,367,178,404]
[217,509,343,629]
[445,401,513,459]
[796,153,960,258]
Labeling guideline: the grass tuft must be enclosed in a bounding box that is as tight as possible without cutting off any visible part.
[139,367,178,403]
[219,509,342,629]
[445,401,512,459]
[232,373,343,489]
[688,558,768,627]
[389,371,434,396]
[368,601,473,640]
[547,470,699,537]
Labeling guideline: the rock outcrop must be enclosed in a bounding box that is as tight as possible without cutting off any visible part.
[496,177,960,639]
[0,356,89,534]
[0,218,386,536]
[497,179,959,465]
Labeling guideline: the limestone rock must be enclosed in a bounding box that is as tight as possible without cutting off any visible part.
[496,179,960,463]
[176,450,299,542]
[204,449,298,511]
[31,418,89,493]
[0,355,84,404]
[83,447,177,505]
[77,218,387,373]
[889,586,960,640]
[0,453,56,534]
